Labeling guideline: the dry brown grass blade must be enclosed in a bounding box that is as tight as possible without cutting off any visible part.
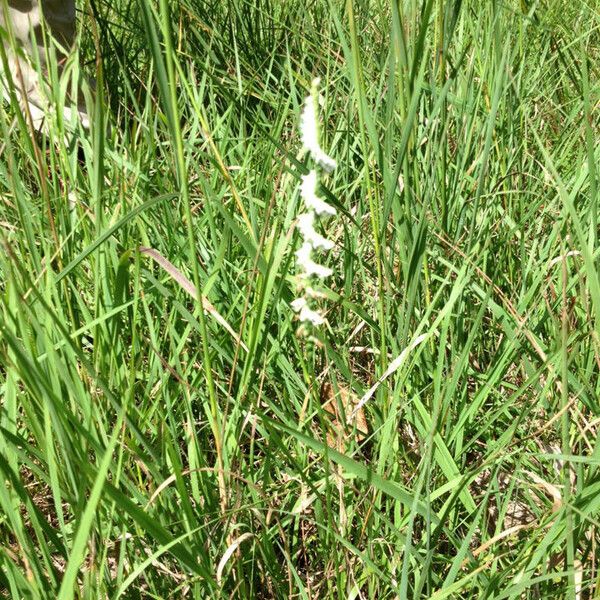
[139,247,248,352]
[468,523,534,563]
[321,380,368,452]
[524,470,563,513]
[216,533,254,585]
[351,333,428,417]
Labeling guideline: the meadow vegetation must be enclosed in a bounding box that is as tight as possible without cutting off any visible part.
[0,0,599,597]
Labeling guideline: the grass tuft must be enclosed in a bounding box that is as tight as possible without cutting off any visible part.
[0,0,598,597]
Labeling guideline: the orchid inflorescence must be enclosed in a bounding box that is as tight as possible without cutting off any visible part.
[291,78,337,329]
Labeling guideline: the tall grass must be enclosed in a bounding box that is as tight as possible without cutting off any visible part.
[0,0,598,597]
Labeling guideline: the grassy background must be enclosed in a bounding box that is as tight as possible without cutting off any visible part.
[0,0,599,597]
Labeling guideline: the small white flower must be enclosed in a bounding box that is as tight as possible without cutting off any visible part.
[300,171,336,216]
[297,212,334,250]
[292,296,326,325]
[296,243,333,278]
[298,305,325,326]
[300,85,337,173]
[291,298,307,312]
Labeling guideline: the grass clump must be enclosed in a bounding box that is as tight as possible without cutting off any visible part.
[0,0,599,597]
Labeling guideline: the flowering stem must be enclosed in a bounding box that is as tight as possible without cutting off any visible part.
[292,79,338,335]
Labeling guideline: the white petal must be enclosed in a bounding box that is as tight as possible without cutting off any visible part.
[312,148,337,173]
[300,98,319,155]
[296,211,315,233]
[295,242,312,267]
[306,195,336,217]
[308,262,333,278]
[310,236,334,251]
[298,305,325,326]
[291,298,307,312]
[300,169,318,196]
[295,243,333,278]
[296,213,334,250]
[300,171,336,216]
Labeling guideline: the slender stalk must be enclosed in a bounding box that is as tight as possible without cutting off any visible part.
[156,0,226,509]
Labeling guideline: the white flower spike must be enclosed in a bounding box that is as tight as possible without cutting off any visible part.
[300,79,337,173]
[292,77,337,330]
